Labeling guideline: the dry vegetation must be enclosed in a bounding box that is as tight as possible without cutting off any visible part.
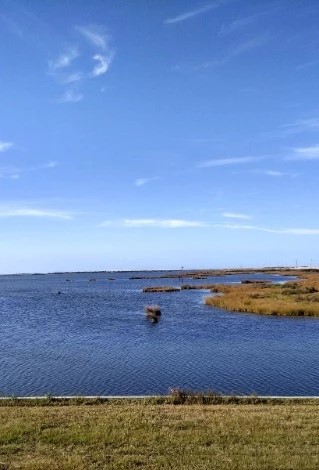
[205,272,319,316]
[0,398,318,469]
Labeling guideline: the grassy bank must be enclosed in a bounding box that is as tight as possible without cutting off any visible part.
[205,272,319,317]
[0,398,318,469]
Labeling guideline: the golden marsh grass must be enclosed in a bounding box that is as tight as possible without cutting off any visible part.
[205,272,319,316]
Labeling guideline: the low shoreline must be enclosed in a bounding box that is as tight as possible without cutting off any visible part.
[0,395,318,405]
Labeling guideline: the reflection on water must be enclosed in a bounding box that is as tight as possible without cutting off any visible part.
[0,271,318,396]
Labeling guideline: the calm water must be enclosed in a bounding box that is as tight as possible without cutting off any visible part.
[0,271,318,396]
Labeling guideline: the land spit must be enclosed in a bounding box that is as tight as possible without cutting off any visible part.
[141,269,319,317]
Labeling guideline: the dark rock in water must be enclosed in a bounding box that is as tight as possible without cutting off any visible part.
[145,305,161,322]
[57,291,62,295]
[145,305,161,315]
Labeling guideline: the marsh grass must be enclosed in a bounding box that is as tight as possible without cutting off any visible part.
[143,286,180,292]
[0,398,317,469]
[205,272,319,316]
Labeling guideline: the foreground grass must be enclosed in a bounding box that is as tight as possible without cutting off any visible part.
[0,399,318,469]
[205,272,319,316]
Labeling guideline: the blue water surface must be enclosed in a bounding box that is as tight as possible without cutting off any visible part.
[0,271,318,396]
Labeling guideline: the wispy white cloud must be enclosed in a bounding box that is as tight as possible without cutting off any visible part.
[0,13,23,37]
[199,156,261,167]
[223,36,267,61]
[135,177,159,187]
[38,161,59,169]
[281,118,319,134]
[0,208,72,219]
[214,223,262,231]
[48,25,114,103]
[219,15,256,35]
[213,223,319,235]
[282,228,319,235]
[49,47,79,72]
[61,72,84,84]
[250,169,298,177]
[287,145,319,161]
[296,59,319,71]
[189,35,268,71]
[59,89,83,103]
[263,170,283,177]
[188,35,268,71]
[219,5,281,36]
[124,219,206,228]
[164,2,222,25]
[0,167,21,179]
[99,218,319,235]
[0,160,58,180]
[48,48,84,101]
[222,212,252,220]
[0,141,13,152]
[75,24,109,50]
[100,218,208,228]
[189,137,224,144]
[135,178,150,187]
[91,53,114,77]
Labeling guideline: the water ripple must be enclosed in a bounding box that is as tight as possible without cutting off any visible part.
[0,271,318,396]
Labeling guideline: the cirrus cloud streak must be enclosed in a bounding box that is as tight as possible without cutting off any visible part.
[0,141,13,152]
[99,218,319,235]
[100,218,208,228]
[0,208,72,219]
[164,2,224,25]
[199,156,262,167]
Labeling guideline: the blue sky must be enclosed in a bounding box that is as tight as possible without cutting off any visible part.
[1,0,319,273]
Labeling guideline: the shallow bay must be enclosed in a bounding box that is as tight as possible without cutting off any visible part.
[0,271,318,396]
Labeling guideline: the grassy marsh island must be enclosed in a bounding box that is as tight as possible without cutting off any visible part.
[0,397,318,469]
[143,286,180,293]
[205,271,319,317]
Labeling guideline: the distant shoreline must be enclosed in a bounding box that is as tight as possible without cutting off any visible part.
[1,266,318,277]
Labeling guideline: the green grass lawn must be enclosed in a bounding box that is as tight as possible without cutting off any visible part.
[0,400,318,469]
